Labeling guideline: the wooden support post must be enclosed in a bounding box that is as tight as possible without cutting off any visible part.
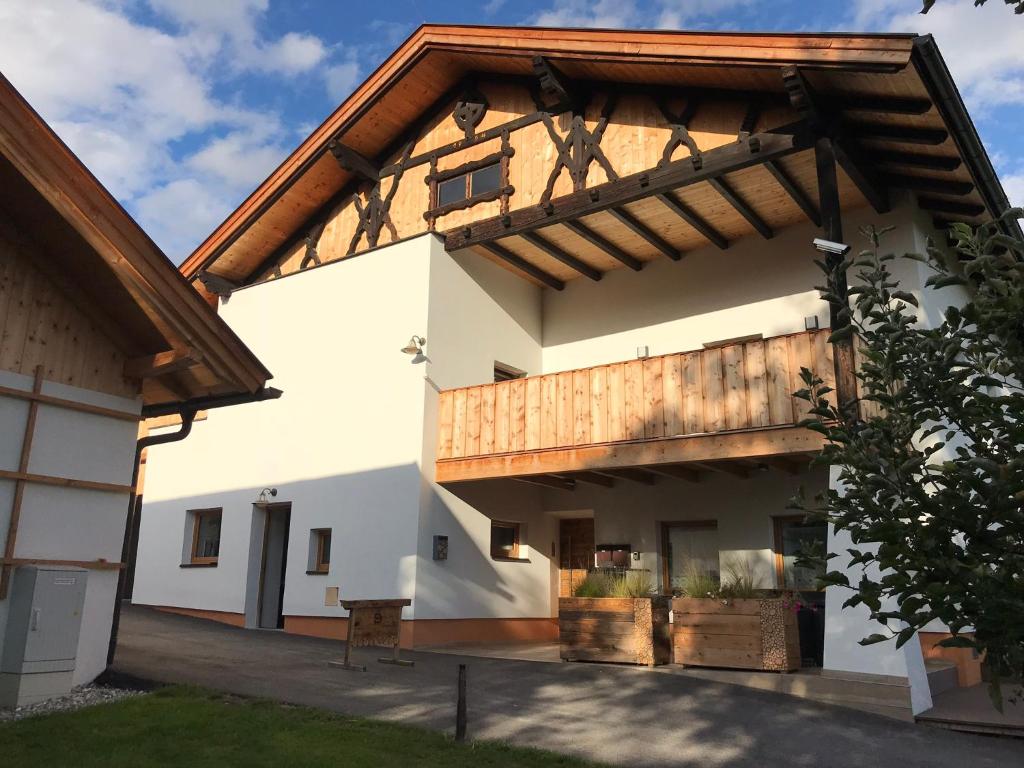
[455,663,468,742]
[815,137,859,422]
[0,366,43,599]
[328,612,367,672]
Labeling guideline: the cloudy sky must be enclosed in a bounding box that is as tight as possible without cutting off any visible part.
[1,0,1021,263]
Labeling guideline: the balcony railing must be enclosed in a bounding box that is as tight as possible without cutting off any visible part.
[436,329,835,469]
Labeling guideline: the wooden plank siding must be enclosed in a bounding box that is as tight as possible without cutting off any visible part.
[436,329,835,463]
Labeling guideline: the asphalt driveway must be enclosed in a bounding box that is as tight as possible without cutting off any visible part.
[113,605,1022,767]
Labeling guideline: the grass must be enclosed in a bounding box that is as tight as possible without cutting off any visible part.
[0,685,602,768]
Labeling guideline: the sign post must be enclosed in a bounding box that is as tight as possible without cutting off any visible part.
[328,598,413,671]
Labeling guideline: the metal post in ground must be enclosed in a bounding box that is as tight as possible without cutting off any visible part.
[455,663,467,742]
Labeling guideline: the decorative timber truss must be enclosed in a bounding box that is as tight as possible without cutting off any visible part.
[238,55,984,300]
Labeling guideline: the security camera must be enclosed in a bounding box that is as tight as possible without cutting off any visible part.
[812,238,851,256]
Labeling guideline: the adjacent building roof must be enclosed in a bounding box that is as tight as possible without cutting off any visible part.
[0,73,274,410]
[180,25,1016,287]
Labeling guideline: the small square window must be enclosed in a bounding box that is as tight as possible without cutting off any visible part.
[310,528,332,574]
[190,508,222,565]
[470,163,501,195]
[438,176,467,206]
[490,521,521,560]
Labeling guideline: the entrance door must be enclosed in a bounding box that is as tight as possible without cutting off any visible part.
[661,521,720,595]
[258,504,291,629]
[558,518,594,596]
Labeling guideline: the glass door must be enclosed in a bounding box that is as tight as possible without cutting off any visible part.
[661,521,719,595]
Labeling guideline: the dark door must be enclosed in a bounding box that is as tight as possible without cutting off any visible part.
[559,518,595,596]
[258,505,291,629]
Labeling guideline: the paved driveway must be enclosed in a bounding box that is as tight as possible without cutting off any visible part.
[113,606,1021,767]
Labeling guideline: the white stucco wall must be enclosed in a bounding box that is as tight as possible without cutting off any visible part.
[0,370,140,686]
[134,235,435,620]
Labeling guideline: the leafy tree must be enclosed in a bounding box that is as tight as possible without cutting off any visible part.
[792,211,1024,709]
[922,0,1024,13]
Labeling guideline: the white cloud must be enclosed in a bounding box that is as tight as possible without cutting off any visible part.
[1001,172,1024,210]
[850,0,1024,112]
[0,0,357,262]
[325,59,362,102]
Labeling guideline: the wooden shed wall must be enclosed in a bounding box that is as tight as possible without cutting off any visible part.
[0,223,137,399]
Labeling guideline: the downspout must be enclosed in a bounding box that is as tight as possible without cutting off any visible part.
[104,385,283,667]
[106,409,197,666]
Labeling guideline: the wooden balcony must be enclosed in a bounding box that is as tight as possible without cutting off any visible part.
[435,330,835,485]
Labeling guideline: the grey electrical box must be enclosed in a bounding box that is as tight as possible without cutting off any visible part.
[0,565,87,708]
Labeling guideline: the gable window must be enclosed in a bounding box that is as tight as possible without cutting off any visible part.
[189,508,222,565]
[437,161,502,207]
[490,520,521,560]
[494,361,526,382]
[308,528,332,574]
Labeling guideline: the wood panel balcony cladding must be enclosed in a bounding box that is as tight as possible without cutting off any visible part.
[435,330,834,481]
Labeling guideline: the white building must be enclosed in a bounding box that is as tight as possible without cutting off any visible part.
[0,74,274,707]
[132,26,1012,718]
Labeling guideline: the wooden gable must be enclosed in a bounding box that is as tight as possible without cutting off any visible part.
[183,26,1014,293]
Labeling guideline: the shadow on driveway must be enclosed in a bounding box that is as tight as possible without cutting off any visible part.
[114,606,1020,768]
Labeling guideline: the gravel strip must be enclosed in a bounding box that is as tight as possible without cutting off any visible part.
[0,684,147,722]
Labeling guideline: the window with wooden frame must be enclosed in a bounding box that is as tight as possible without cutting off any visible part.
[189,508,222,565]
[772,516,827,591]
[310,528,332,574]
[493,361,526,382]
[661,521,719,594]
[490,520,522,560]
[437,161,502,207]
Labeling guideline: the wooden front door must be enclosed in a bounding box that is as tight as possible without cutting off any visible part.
[558,518,594,597]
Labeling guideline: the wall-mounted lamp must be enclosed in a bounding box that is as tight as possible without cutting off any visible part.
[257,487,278,504]
[401,335,426,355]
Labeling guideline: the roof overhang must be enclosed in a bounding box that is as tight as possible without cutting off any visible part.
[180,25,1018,286]
[0,73,274,408]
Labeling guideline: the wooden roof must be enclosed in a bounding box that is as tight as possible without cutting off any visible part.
[0,73,273,408]
[180,25,1013,287]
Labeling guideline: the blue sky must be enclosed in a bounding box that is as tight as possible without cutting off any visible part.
[1,0,1021,263]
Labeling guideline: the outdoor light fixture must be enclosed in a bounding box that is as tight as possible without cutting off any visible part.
[401,335,426,355]
[812,237,851,256]
[257,487,278,504]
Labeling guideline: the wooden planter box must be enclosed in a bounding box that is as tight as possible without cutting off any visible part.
[559,596,671,666]
[672,597,801,672]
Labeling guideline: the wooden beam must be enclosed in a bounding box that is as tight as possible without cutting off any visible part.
[0,468,133,495]
[1,558,123,571]
[124,348,200,380]
[647,464,704,483]
[479,242,564,290]
[816,137,860,423]
[520,231,602,281]
[562,220,642,271]
[514,474,576,491]
[871,150,961,172]
[881,174,974,197]
[606,207,681,260]
[917,197,986,217]
[327,140,380,181]
[444,122,812,251]
[597,468,658,485]
[833,140,890,214]
[0,367,41,599]
[764,160,821,227]
[571,471,616,488]
[709,178,773,239]
[532,56,578,111]
[435,427,826,484]
[848,122,949,146]
[0,384,139,421]
[654,192,729,249]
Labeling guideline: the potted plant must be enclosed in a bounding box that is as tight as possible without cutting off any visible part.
[672,559,801,672]
[559,570,671,667]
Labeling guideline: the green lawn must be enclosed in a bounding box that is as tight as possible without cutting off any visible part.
[0,685,601,767]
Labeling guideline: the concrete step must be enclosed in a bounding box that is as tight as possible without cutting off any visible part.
[925,660,959,697]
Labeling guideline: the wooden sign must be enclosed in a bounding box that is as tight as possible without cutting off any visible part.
[328,598,413,672]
